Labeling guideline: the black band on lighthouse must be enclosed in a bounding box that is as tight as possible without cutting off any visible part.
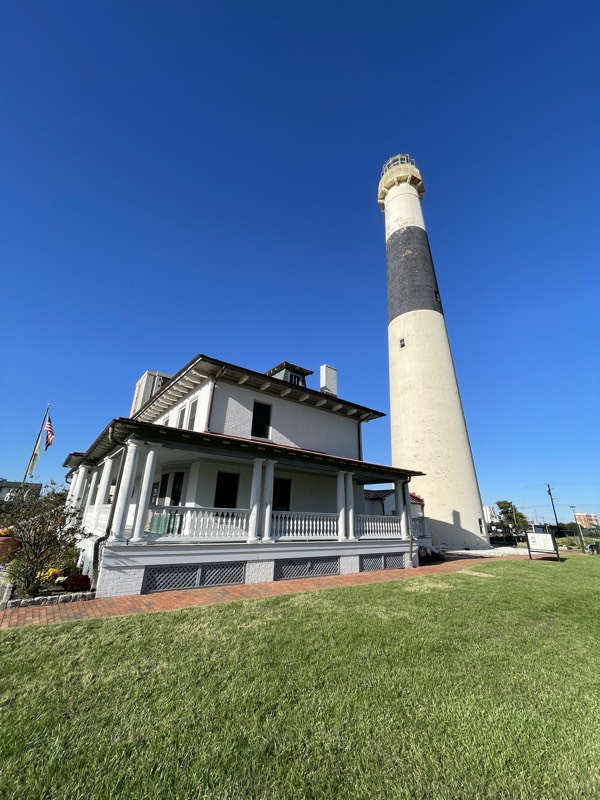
[386,226,443,323]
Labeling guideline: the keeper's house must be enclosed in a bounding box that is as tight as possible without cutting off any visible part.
[64,354,430,598]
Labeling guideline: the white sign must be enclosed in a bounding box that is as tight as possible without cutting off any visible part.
[527,532,556,553]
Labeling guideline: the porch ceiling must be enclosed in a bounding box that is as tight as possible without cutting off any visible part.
[66,418,424,485]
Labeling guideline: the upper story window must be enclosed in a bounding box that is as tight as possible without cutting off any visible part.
[177,407,186,429]
[251,401,271,438]
[188,399,198,431]
[163,416,170,427]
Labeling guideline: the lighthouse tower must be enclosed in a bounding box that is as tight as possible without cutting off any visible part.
[378,155,488,549]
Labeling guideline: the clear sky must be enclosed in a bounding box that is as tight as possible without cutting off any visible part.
[1,1,598,523]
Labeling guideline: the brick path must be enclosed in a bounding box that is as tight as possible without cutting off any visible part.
[0,555,532,631]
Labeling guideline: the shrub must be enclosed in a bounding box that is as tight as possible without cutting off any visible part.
[5,484,88,596]
[64,573,91,592]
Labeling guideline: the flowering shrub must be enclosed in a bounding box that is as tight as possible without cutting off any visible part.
[36,568,60,584]
[64,573,91,592]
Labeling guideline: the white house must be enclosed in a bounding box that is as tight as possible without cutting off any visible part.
[65,354,430,598]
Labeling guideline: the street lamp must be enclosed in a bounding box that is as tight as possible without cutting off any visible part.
[570,506,587,555]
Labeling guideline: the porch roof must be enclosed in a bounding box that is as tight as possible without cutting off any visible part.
[64,418,424,485]
[132,354,385,424]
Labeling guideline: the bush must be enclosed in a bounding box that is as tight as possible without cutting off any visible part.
[64,573,91,592]
[5,484,88,596]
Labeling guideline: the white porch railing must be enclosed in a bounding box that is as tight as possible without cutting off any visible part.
[410,517,431,539]
[148,506,250,540]
[355,514,404,538]
[271,511,338,539]
[83,505,110,535]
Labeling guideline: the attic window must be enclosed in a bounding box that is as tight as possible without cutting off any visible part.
[399,339,406,349]
[288,373,303,386]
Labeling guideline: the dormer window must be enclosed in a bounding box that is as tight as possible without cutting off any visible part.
[265,361,313,388]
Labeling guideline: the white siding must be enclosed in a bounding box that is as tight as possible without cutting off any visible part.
[209,382,360,458]
[156,382,211,432]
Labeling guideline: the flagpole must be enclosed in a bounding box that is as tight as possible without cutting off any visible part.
[22,404,50,486]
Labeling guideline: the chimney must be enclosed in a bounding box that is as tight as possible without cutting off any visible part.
[130,370,172,416]
[320,364,338,396]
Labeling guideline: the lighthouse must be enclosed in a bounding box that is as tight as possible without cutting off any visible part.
[378,154,488,549]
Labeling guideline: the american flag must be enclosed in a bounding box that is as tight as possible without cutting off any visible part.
[44,414,55,450]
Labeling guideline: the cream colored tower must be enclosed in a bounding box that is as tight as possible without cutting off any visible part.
[378,155,488,549]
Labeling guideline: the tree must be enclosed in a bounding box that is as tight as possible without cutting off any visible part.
[2,484,88,596]
[496,500,529,531]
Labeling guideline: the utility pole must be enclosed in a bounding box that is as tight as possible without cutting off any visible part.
[570,506,587,555]
[546,484,560,534]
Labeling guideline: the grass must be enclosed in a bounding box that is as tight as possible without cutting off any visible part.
[1,558,600,799]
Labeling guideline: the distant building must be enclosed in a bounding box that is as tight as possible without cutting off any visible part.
[0,481,42,508]
[575,512,599,529]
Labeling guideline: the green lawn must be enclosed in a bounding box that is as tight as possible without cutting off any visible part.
[1,558,600,800]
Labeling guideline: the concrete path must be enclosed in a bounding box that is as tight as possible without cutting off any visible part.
[0,554,533,631]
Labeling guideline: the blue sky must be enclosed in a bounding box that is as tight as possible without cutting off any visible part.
[1,1,598,523]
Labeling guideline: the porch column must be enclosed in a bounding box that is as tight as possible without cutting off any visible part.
[402,481,413,540]
[337,471,347,541]
[130,445,158,545]
[247,458,264,543]
[92,457,114,531]
[394,481,404,520]
[85,469,100,512]
[346,472,356,541]
[262,460,276,543]
[72,467,88,509]
[184,462,201,507]
[110,440,141,543]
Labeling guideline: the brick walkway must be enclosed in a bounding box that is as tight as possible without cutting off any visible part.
[0,555,531,631]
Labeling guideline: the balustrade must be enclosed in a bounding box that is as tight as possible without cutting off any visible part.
[355,514,403,538]
[148,506,250,539]
[271,511,338,539]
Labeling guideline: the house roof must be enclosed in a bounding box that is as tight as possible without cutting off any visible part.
[132,354,385,424]
[364,488,425,504]
[64,418,424,486]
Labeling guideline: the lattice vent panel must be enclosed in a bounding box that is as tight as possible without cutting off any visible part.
[274,556,339,581]
[143,565,198,593]
[360,554,384,572]
[384,553,406,570]
[142,562,245,594]
[199,563,245,587]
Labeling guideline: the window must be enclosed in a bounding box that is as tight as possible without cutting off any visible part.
[188,399,198,431]
[251,401,271,438]
[273,478,291,511]
[171,472,184,506]
[288,373,302,386]
[164,416,170,427]
[177,407,186,429]
[399,339,405,349]
[214,472,239,509]
[157,474,169,505]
